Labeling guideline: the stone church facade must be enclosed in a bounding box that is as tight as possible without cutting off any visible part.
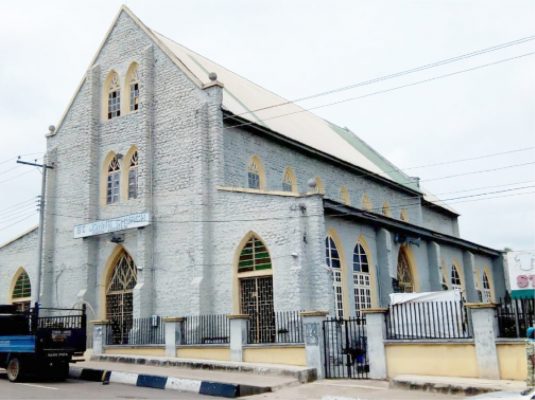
[0,7,504,340]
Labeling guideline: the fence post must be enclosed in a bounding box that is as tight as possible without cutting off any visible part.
[300,311,328,379]
[163,317,184,357]
[362,308,389,380]
[228,314,249,362]
[91,320,108,355]
[466,303,500,379]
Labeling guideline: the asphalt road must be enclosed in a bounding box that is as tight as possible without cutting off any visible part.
[0,372,214,399]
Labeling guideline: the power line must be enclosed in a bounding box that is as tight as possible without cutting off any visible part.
[421,161,535,183]
[225,51,535,131]
[0,212,37,231]
[0,169,38,185]
[224,34,535,119]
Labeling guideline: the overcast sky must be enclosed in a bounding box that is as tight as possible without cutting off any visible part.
[0,0,534,253]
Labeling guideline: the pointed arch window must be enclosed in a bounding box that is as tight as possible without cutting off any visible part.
[128,65,140,112]
[107,72,121,119]
[282,167,297,192]
[128,151,138,199]
[12,270,31,312]
[107,156,121,204]
[353,243,371,314]
[361,193,373,212]
[238,236,272,273]
[394,248,414,293]
[340,186,350,205]
[451,265,462,291]
[247,156,264,190]
[482,272,492,303]
[313,177,324,194]
[382,201,391,217]
[400,208,409,222]
[326,237,343,318]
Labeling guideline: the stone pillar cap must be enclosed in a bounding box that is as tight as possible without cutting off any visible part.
[465,303,497,309]
[360,307,389,314]
[227,314,250,320]
[90,319,109,325]
[163,317,185,322]
[300,311,329,317]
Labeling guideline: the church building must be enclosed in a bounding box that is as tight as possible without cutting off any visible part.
[0,6,505,345]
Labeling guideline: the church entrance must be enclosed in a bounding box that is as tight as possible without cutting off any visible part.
[106,250,137,345]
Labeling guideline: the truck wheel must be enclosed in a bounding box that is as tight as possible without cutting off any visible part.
[6,357,24,382]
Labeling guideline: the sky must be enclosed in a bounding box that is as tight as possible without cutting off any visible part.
[0,0,534,253]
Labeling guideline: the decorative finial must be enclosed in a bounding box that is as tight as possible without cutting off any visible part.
[307,178,317,189]
[208,72,217,81]
[48,125,56,134]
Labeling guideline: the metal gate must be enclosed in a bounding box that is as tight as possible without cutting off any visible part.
[323,316,368,379]
[240,276,275,343]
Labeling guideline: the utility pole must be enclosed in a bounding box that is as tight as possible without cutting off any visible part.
[17,156,54,305]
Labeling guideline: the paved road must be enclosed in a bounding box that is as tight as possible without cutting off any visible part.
[0,372,213,399]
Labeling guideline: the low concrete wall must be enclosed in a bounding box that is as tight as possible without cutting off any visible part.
[176,346,230,361]
[104,346,166,357]
[496,340,527,381]
[243,345,306,366]
[385,341,479,378]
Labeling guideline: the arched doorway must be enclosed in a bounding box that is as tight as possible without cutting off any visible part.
[237,234,274,343]
[105,249,137,344]
[11,268,31,312]
[394,247,414,293]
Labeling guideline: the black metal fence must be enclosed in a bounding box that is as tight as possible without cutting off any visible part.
[497,296,535,338]
[323,316,368,379]
[246,310,303,344]
[183,314,230,345]
[386,300,472,340]
[106,316,165,345]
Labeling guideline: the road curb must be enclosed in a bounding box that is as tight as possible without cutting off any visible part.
[69,366,270,398]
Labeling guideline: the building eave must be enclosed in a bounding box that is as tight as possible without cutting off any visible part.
[0,225,38,250]
[323,199,501,257]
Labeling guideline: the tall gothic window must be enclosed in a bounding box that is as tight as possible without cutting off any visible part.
[326,236,343,318]
[128,64,140,112]
[451,265,462,291]
[482,272,492,303]
[107,156,121,204]
[281,167,296,192]
[353,243,371,315]
[340,186,350,205]
[247,156,264,190]
[12,270,31,312]
[394,248,414,293]
[107,72,121,119]
[128,151,138,199]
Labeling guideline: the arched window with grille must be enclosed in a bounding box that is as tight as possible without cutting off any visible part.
[106,249,137,345]
[482,271,492,303]
[128,151,138,199]
[247,156,265,190]
[127,63,140,112]
[340,186,350,205]
[382,201,391,217]
[361,193,373,212]
[107,71,121,119]
[237,234,274,343]
[107,155,121,204]
[353,243,371,315]
[281,167,297,193]
[451,265,462,292]
[11,269,31,312]
[394,247,414,293]
[326,236,343,318]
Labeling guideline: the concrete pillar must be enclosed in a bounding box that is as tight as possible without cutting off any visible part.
[301,311,328,379]
[228,314,249,362]
[427,242,442,292]
[466,303,500,379]
[91,320,108,355]
[362,308,388,379]
[164,317,184,358]
[463,251,479,302]
[376,229,395,307]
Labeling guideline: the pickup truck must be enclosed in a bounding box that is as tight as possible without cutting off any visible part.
[0,303,86,382]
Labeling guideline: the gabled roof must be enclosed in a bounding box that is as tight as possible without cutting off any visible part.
[0,225,38,250]
[52,5,456,214]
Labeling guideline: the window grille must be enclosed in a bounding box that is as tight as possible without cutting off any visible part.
[129,66,140,112]
[107,156,120,204]
[128,151,138,199]
[451,265,462,291]
[395,249,414,293]
[107,73,121,119]
[326,237,343,318]
[353,243,371,315]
